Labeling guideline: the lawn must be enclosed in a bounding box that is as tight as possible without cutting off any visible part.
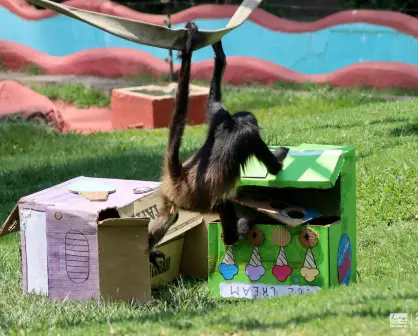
[0,82,417,335]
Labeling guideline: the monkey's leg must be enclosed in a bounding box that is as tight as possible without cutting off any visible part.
[148,210,179,271]
[216,199,240,246]
[254,139,289,176]
[206,41,227,122]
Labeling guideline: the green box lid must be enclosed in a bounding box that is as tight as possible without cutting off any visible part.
[239,144,353,189]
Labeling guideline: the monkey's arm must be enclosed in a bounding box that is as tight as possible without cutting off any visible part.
[206,41,227,123]
[216,200,258,245]
[254,140,289,176]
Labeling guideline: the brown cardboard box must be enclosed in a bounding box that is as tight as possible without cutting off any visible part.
[180,213,219,279]
[0,176,209,303]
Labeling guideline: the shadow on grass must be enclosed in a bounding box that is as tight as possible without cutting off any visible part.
[388,122,418,137]
[0,149,160,185]
[356,142,402,160]
[19,277,221,332]
[0,151,163,224]
[6,288,418,333]
[315,117,411,131]
[206,292,418,332]
[0,138,197,217]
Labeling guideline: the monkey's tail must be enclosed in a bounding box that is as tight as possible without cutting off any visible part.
[165,22,198,180]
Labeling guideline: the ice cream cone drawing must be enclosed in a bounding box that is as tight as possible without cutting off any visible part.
[271,227,292,282]
[218,246,239,280]
[245,228,266,281]
[299,228,320,282]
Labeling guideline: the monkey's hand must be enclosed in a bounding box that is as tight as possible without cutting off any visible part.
[149,250,166,273]
[273,147,290,170]
[274,146,290,162]
[266,147,289,176]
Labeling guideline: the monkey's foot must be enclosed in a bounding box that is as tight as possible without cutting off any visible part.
[212,40,226,60]
[221,231,239,246]
[184,21,199,55]
[237,217,257,238]
[149,250,166,272]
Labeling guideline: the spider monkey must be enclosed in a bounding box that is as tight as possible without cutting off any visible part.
[148,22,289,267]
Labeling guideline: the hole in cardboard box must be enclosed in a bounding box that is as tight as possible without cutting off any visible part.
[308,216,340,226]
[235,177,342,226]
[270,201,288,210]
[251,193,269,202]
[283,208,305,219]
[97,208,120,222]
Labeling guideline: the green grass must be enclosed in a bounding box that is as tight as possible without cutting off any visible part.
[25,64,44,76]
[125,73,418,98]
[271,81,418,98]
[29,83,111,108]
[24,78,418,111]
[0,85,417,335]
[0,61,7,73]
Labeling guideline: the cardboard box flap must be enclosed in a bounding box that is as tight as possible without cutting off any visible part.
[0,204,19,237]
[156,212,203,247]
[98,217,150,227]
[240,144,347,189]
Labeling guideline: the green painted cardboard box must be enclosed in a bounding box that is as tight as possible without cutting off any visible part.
[208,144,356,299]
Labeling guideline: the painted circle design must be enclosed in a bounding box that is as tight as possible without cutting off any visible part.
[247,228,265,246]
[65,230,90,283]
[299,228,318,247]
[337,234,352,285]
[272,227,291,247]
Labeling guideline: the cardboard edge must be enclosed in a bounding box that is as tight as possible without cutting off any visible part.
[22,176,84,201]
[328,227,332,287]
[0,204,20,237]
[155,213,203,247]
[328,155,345,187]
[98,217,150,227]
[202,213,221,226]
[179,213,219,279]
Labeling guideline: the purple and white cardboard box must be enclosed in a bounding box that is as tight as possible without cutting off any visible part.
[0,176,203,303]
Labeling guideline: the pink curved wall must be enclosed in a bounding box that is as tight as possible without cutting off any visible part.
[1,0,418,88]
[2,0,418,38]
[2,41,418,89]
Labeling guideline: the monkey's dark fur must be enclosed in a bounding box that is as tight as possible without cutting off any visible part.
[148,22,289,267]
